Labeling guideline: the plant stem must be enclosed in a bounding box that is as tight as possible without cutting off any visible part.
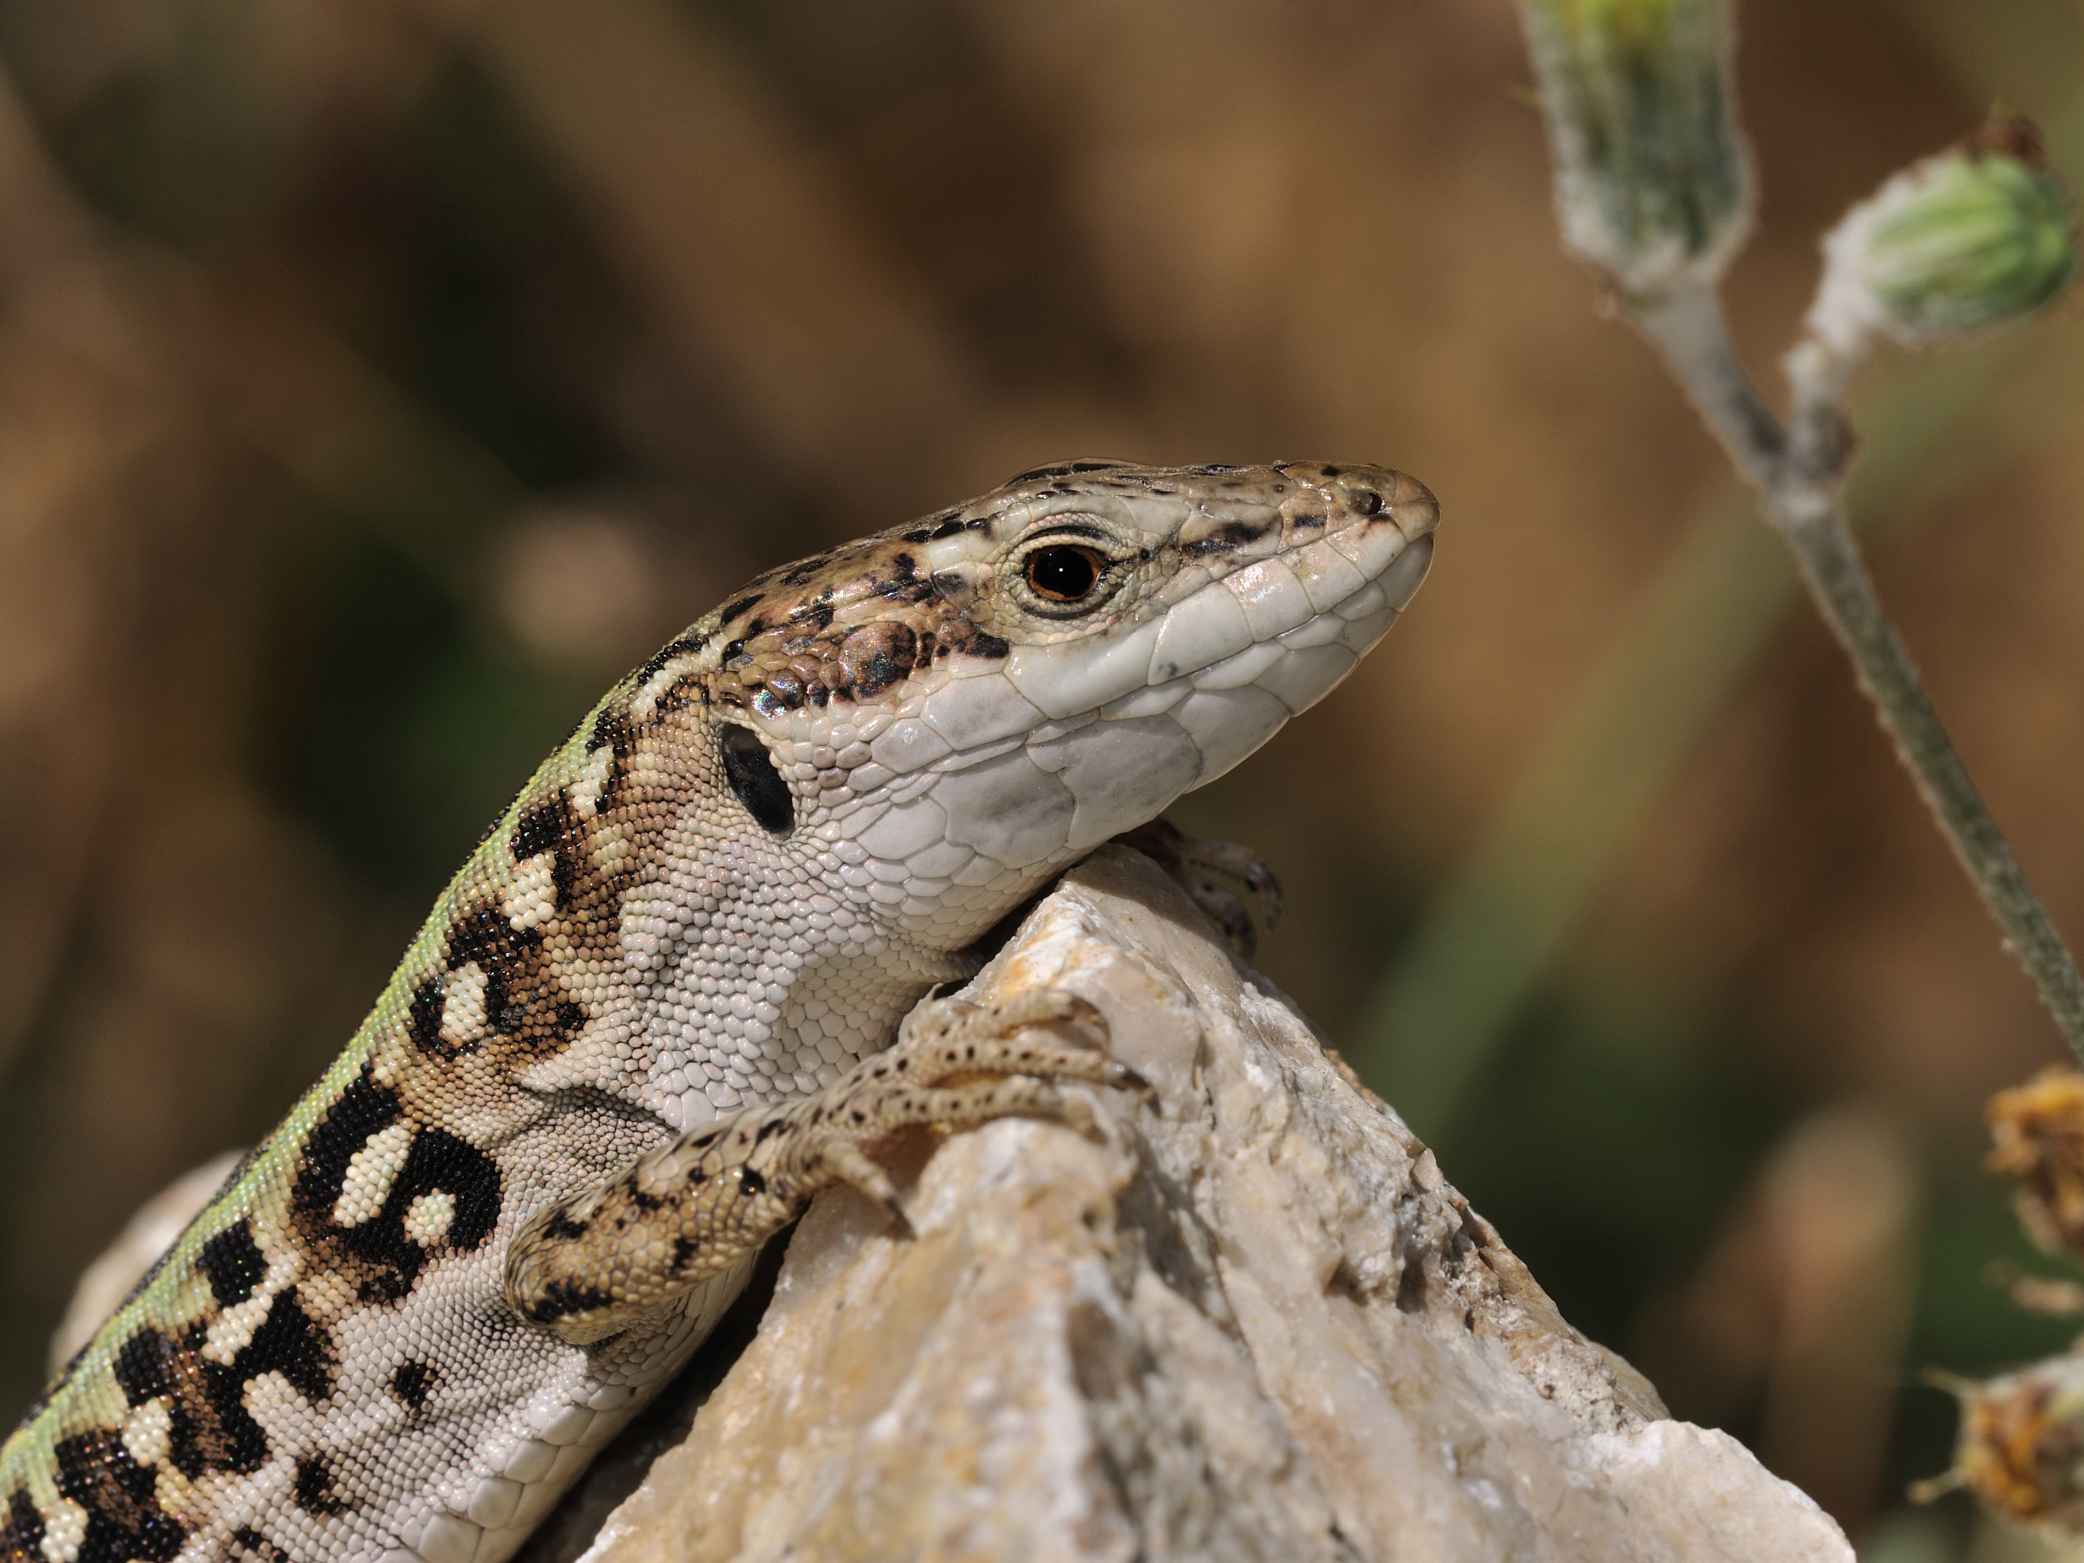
[1634,283,2084,1062]
[1781,507,2084,1048]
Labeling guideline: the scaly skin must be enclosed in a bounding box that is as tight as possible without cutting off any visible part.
[0,460,1437,1563]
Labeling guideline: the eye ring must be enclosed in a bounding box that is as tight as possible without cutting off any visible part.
[1023,544,1108,604]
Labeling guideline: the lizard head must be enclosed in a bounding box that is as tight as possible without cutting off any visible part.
[664,460,1436,929]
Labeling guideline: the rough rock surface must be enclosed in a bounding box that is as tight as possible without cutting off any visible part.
[551,847,1855,1563]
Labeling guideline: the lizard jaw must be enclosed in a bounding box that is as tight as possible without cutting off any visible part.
[804,462,1439,875]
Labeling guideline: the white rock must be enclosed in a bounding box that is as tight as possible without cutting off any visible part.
[533,848,1852,1563]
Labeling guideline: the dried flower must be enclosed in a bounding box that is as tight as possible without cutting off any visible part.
[1988,1066,2084,1262]
[1917,1356,2084,1532]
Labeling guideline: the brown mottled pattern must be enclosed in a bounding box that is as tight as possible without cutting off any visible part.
[0,460,1437,1563]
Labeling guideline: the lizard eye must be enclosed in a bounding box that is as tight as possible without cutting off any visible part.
[719,725,793,835]
[1023,544,1107,605]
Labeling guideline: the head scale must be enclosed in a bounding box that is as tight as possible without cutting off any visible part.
[666,459,1437,939]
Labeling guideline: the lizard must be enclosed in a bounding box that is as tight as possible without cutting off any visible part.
[0,459,1437,1563]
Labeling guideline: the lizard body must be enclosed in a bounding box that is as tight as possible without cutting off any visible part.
[0,460,1436,1563]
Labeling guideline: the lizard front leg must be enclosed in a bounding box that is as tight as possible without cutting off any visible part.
[505,992,1146,1346]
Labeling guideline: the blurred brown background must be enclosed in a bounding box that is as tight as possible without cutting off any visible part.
[1,1,2080,1555]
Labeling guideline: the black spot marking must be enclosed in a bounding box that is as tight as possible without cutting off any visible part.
[337,1127,503,1304]
[1191,463,1242,475]
[634,635,708,689]
[753,1119,788,1143]
[112,1328,171,1407]
[52,1428,185,1562]
[716,594,763,627]
[223,1289,335,1439]
[198,1220,268,1308]
[407,975,451,1056]
[2,1487,46,1563]
[718,638,748,667]
[738,1168,768,1198]
[1182,521,1265,557]
[928,517,966,541]
[294,1455,349,1517]
[293,1069,503,1303]
[521,1280,613,1325]
[672,1235,699,1270]
[1351,488,1383,516]
[965,630,1011,659]
[391,1360,435,1412]
[780,560,821,586]
[856,650,907,698]
[446,901,541,972]
[543,1210,587,1241]
[720,725,794,835]
[292,1069,403,1230]
[901,527,933,544]
[837,623,918,701]
[229,1528,293,1562]
[584,707,637,814]
[98,1290,334,1489]
[588,705,633,757]
[434,902,583,1057]
[790,600,836,631]
[511,795,583,913]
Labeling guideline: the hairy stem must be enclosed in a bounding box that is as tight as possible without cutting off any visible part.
[1634,282,2084,1059]
[1782,506,2084,1048]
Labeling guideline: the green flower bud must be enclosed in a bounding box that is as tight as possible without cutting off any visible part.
[1517,0,1752,295]
[1809,121,2076,357]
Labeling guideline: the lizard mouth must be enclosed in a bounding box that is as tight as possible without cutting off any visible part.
[942,463,1440,852]
[808,461,1440,869]
[1211,461,1437,682]
[1118,466,1436,792]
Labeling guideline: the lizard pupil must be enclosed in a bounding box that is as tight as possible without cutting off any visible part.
[719,725,794,835]
[1025,545,1103,603]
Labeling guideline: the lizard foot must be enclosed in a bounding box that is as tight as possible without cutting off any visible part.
[506,990,1145,1344]
[1113,817,1282,959]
